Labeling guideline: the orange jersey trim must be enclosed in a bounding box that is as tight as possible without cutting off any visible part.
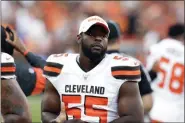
[23,51,29,56]
[31,68,46,95]
[1,67,16,72]
[44,66,61,73]
[112,70,140,76]
[151,119,163,123]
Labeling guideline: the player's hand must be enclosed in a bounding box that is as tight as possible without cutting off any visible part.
[50,102,67,123]
[63,119,85,123]
[50,118,66,123]
[50,119,62,123]
[4,26,27,55]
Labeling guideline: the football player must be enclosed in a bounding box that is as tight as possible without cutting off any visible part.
[41,16,144,123]
[146,24,184,122]
[1,26,31,122]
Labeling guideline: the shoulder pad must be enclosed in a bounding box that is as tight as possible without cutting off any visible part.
[43,53,67,77]
[46,53,69,62]
[110,54,141,81]
[1,52,15,63]
[110,53,140,66]
[150,43,161,54]
[1,53,16,79]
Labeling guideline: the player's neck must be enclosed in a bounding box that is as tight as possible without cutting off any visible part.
[77,54,102,72]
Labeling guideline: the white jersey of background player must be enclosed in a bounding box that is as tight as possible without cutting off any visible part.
[146,24,184,122]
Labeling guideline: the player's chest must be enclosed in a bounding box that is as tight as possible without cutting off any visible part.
[55,72,121,98]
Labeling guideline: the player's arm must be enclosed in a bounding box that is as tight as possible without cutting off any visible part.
[4,26,46,97]
[1,63,31,123]
[41,79,61,123]
[42,54,69,123]
[142,94,153,114]
[110,58,144,123]
[5,26,46,68]
[146,45,161,81]
[1,53,31,123]
[110,82,144,123]
[1,79,31,123]
[139,64,153,113]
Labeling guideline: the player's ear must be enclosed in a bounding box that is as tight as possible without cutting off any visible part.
[77,34,82,44]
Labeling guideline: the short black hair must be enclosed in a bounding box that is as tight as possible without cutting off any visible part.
[107,20,121,43]
[1,26,14,55]
[168,23,184,38]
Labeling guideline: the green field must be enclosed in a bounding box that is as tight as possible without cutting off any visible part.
[27,95,42,122]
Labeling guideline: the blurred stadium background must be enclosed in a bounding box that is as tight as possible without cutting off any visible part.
[2,1,184,122]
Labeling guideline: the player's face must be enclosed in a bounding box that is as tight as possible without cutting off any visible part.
[80,25,109,61]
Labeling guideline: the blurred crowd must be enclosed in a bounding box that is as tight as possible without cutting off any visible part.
[2,1,184,63]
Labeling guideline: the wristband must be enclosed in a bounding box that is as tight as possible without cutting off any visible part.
[23,50,29,56]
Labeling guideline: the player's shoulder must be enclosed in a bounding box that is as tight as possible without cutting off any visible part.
[107,53,141,81]
[1,52,16,79]
[149,42,161,52]
[108,53,140,67]
[153,38,184,56]
[1,52,15,63]
[46,53,78,63]
[162,38,184,50]
[44,53,78,77]
[154,38,180,49]
[46,53,68,63]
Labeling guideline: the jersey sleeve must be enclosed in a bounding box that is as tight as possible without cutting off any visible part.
[43,54,64,82]
[111,55,141,82]
[146,44,161,71]
[139,64,153,96]
[1,53,16,79]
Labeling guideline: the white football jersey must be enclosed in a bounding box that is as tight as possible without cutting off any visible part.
[146,38,184,122]
[44,53,141,123]
[1,52,16,79]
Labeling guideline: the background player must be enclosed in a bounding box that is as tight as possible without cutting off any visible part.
[41,16,144,123]
[146,24,184,122]
[1,26,31,123]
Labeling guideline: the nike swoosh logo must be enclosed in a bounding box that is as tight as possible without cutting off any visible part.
[134,62,138,65]
[6,57,11,60]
